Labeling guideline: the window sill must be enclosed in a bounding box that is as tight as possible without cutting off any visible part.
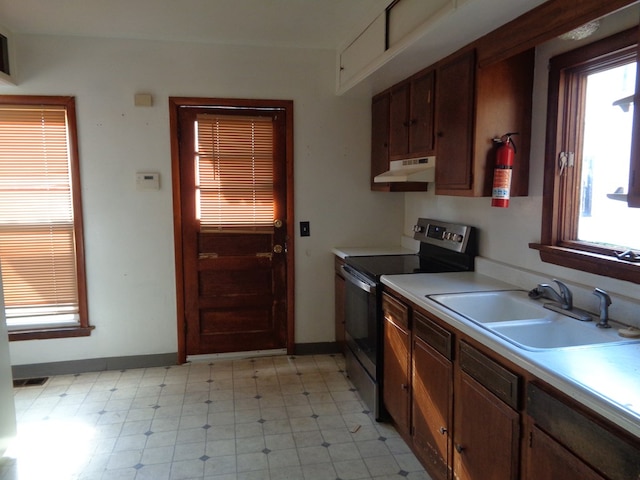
[8,325,95,341]
[529,243,640,284]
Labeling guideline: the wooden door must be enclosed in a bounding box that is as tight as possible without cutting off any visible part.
[409,70,435,156]
[412,336,452,480]
[453,371,520,480]
[170,98,294,361]
[435,50,475,193]
[382,293,411,433]
[524,425,605,480]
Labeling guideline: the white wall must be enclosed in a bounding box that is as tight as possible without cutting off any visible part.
[3,34,404,366]
[404,6,640,326]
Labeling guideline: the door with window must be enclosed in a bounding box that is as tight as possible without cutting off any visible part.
[170,98,293,360]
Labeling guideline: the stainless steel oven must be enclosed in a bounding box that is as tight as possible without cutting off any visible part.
[341,218,476,420]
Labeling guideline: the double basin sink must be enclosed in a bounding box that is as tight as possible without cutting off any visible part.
[427,290,638,350]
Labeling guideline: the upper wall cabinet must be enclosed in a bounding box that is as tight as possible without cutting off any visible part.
[389,69,435,161]
[371,89,430,192]
[435,48,534,197]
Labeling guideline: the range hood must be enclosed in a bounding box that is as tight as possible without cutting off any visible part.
[374,157,436,183]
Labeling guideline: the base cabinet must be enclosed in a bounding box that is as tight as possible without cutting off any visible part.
[378,286,640,480]
[382,293,411,433]
[412,332,452,480]
[525,425,605,480]
[382,295,521,480]
[454,371,520,480]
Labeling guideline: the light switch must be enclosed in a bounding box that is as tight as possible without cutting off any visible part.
[136,172,160,190]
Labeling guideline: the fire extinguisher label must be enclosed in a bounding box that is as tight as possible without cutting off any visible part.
[492,168,512,199]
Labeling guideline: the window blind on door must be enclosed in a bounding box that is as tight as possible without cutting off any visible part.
[0,105,79,326]
[195,114,274,230]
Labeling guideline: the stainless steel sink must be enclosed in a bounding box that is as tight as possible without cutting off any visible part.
[427,290,639,350]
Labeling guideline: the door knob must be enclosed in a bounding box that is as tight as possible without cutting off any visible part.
[273,244,283,254]
[274,219,283,228]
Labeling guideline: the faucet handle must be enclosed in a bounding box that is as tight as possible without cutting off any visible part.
[553,279,572,309]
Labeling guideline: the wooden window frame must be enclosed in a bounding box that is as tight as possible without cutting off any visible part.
[0,95,91,340]
[531,27,640,284]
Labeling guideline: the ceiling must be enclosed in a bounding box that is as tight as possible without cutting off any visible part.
[0,0,391,50]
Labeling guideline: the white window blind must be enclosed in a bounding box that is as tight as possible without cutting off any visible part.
[0,104,80,327]
[195,114,274,230]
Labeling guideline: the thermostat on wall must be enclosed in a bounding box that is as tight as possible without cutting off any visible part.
[136,172,160,190]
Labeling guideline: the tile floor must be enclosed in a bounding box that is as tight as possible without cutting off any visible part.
[0,354,431,480]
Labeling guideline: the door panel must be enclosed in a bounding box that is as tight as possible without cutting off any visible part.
[171,98,292,359]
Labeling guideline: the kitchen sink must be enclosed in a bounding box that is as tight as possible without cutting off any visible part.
[428,290,549,323]
[427,290,639,350]
[490,318,628,349]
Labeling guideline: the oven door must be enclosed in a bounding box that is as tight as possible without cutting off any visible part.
[341,265,379,380]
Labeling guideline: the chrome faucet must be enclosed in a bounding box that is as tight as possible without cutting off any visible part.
[528,279,592,321]
[593,288,612,328]
[529,279,572,309]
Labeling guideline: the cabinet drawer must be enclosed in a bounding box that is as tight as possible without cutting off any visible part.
[459,341,519,409]
[527,383,640,480]
[382,292,409,329]
[414,310,452,360]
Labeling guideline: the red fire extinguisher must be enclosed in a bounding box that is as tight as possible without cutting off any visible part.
[491,132,517,208]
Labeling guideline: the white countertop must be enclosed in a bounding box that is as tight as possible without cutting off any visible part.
[380,271,640,439]
[332,246,416,259]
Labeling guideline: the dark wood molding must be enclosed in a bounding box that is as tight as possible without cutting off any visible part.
[9,325,95,341]
[529,243,640,284]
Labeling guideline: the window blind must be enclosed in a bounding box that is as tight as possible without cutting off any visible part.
[195,114,274,230]
[0,105,79,325]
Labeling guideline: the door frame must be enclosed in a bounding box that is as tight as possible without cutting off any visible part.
[168,97,295,363]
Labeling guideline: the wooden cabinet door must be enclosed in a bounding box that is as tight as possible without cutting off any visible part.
[412,336,452,480]
[389,82,410,159]
[409,70,435,156]
[382,295,411,434]
[371,92,391,191]
[435,50,475,194]
[453,371,520,480]
[524,425,605,480]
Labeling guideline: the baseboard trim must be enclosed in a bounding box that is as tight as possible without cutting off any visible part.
[11,352,179,378]
[11,344,341,378]
[294,342,340,355]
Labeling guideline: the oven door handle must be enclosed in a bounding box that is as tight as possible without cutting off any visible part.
[341,265,376,294]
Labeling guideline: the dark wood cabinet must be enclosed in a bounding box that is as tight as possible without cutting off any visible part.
[434,50,475,193]
[371,92,391,191]
[389,70,435,161]
[526,383,640,480]
[371,70,433,192]
[412,312,452,480]
[454,371,520,480]
[525,425,606,480]
[434,48,534,197]
[382,292,411,433]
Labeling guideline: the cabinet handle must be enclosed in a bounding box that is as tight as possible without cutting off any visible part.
[437,131,444,138]
[455,444,464,454]
[401,383,409,390]
[439,427,447,435]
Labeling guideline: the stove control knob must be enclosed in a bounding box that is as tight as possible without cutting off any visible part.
[413,225,425,233]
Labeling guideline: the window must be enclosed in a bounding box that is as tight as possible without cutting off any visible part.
[532,27,640,284]
[0,96,91,340]
[195,114,274,231]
